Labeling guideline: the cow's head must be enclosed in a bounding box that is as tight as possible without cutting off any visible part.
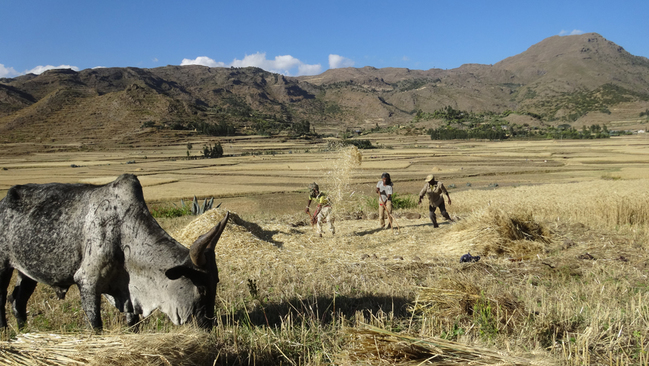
[160,212,229,328]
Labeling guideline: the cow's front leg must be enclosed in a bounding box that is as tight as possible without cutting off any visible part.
[78,283,102,331]
[75,267,103,330]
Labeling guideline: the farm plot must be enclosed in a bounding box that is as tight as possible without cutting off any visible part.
[0,135,648,365]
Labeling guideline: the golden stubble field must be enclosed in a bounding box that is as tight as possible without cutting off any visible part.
[1,134,649,365]
[2,133,649,206]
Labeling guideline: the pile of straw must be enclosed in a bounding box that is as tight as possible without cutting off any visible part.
[173,208,277,249]
[340,324,539,365]
[0,329,214,366]
[174,209,251,245]
[442,207,553,258]
[171,208,281,275]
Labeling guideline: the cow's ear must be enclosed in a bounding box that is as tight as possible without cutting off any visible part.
[165,266,204,281]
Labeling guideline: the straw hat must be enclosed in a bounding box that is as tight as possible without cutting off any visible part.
[425,174,436,183]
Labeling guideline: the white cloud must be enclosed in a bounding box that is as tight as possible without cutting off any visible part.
[181,52,321,76]
[231,53,320,75]
[329,54,355,69]
[0,63,20,78]
[153,57,159,63]
[25,64,80,75]
[559,29,584,36]
[181,56,226,68]
[297,63,322,76]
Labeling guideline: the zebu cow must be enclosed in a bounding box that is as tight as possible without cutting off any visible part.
[0,174,228,330]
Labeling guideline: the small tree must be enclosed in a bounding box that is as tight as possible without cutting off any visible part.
[203,142,224,158]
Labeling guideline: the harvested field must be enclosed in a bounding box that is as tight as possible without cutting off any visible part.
[1,135,649,365]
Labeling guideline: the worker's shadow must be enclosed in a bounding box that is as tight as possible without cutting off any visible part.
[355,227,393,236]
[215,294,411,365]
[234,216,284,248]
[402,221,454,229]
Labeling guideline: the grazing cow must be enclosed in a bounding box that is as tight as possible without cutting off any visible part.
[0,174,229,330]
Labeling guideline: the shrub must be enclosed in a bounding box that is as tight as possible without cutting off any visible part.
[364,193,419,211]
[203,142,224,158]
[392,194,418,209]
[341,139,375,149]
[150,204,191,218]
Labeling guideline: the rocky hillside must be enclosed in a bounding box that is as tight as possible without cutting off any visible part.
[1,33,648,145]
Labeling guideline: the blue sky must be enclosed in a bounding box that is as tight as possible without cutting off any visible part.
[1,0,648,78]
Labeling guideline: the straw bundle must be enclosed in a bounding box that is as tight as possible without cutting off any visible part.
[340,324,539,365]
[410,279,524,324]
[0,329,214,366]
[410,280,481,319]
[442,207,553,258]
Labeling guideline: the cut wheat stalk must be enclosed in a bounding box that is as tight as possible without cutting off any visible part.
[341,324,544,365]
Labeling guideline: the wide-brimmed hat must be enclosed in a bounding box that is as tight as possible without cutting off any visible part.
[425,174,436,183]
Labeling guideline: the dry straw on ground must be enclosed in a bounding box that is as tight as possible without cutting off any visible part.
[442,207,554,258]
[340,324,546,365]
[410,278,525,331]
[410,280,482,319]
[172,208,281,272]
[452,179,649,233]
[0,329,213,366]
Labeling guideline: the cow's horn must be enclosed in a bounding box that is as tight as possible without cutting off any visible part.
[190,211,229,267]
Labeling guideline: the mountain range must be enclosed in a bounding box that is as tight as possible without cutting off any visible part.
[1,32,648,146]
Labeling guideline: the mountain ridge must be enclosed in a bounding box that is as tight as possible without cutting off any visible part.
[1,33,648,145]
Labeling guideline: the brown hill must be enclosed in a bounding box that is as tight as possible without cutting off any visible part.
[1,33,648,146]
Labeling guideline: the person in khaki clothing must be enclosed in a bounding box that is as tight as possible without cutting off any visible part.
[305,182,335,237]
[418,174,453,228]
[375,172,393,229]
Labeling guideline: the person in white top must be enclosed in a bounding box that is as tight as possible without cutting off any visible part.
[375,172,393,229]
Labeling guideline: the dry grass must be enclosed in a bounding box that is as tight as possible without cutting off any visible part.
[3,177,649,365]
[0,328,214,366]
[410,279,524,325]
[444,207,554,258]
[452,179,649,239]
[340,325,546,365]
[1,137,649,365]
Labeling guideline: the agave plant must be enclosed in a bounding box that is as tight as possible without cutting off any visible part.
[180,196,215,215]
